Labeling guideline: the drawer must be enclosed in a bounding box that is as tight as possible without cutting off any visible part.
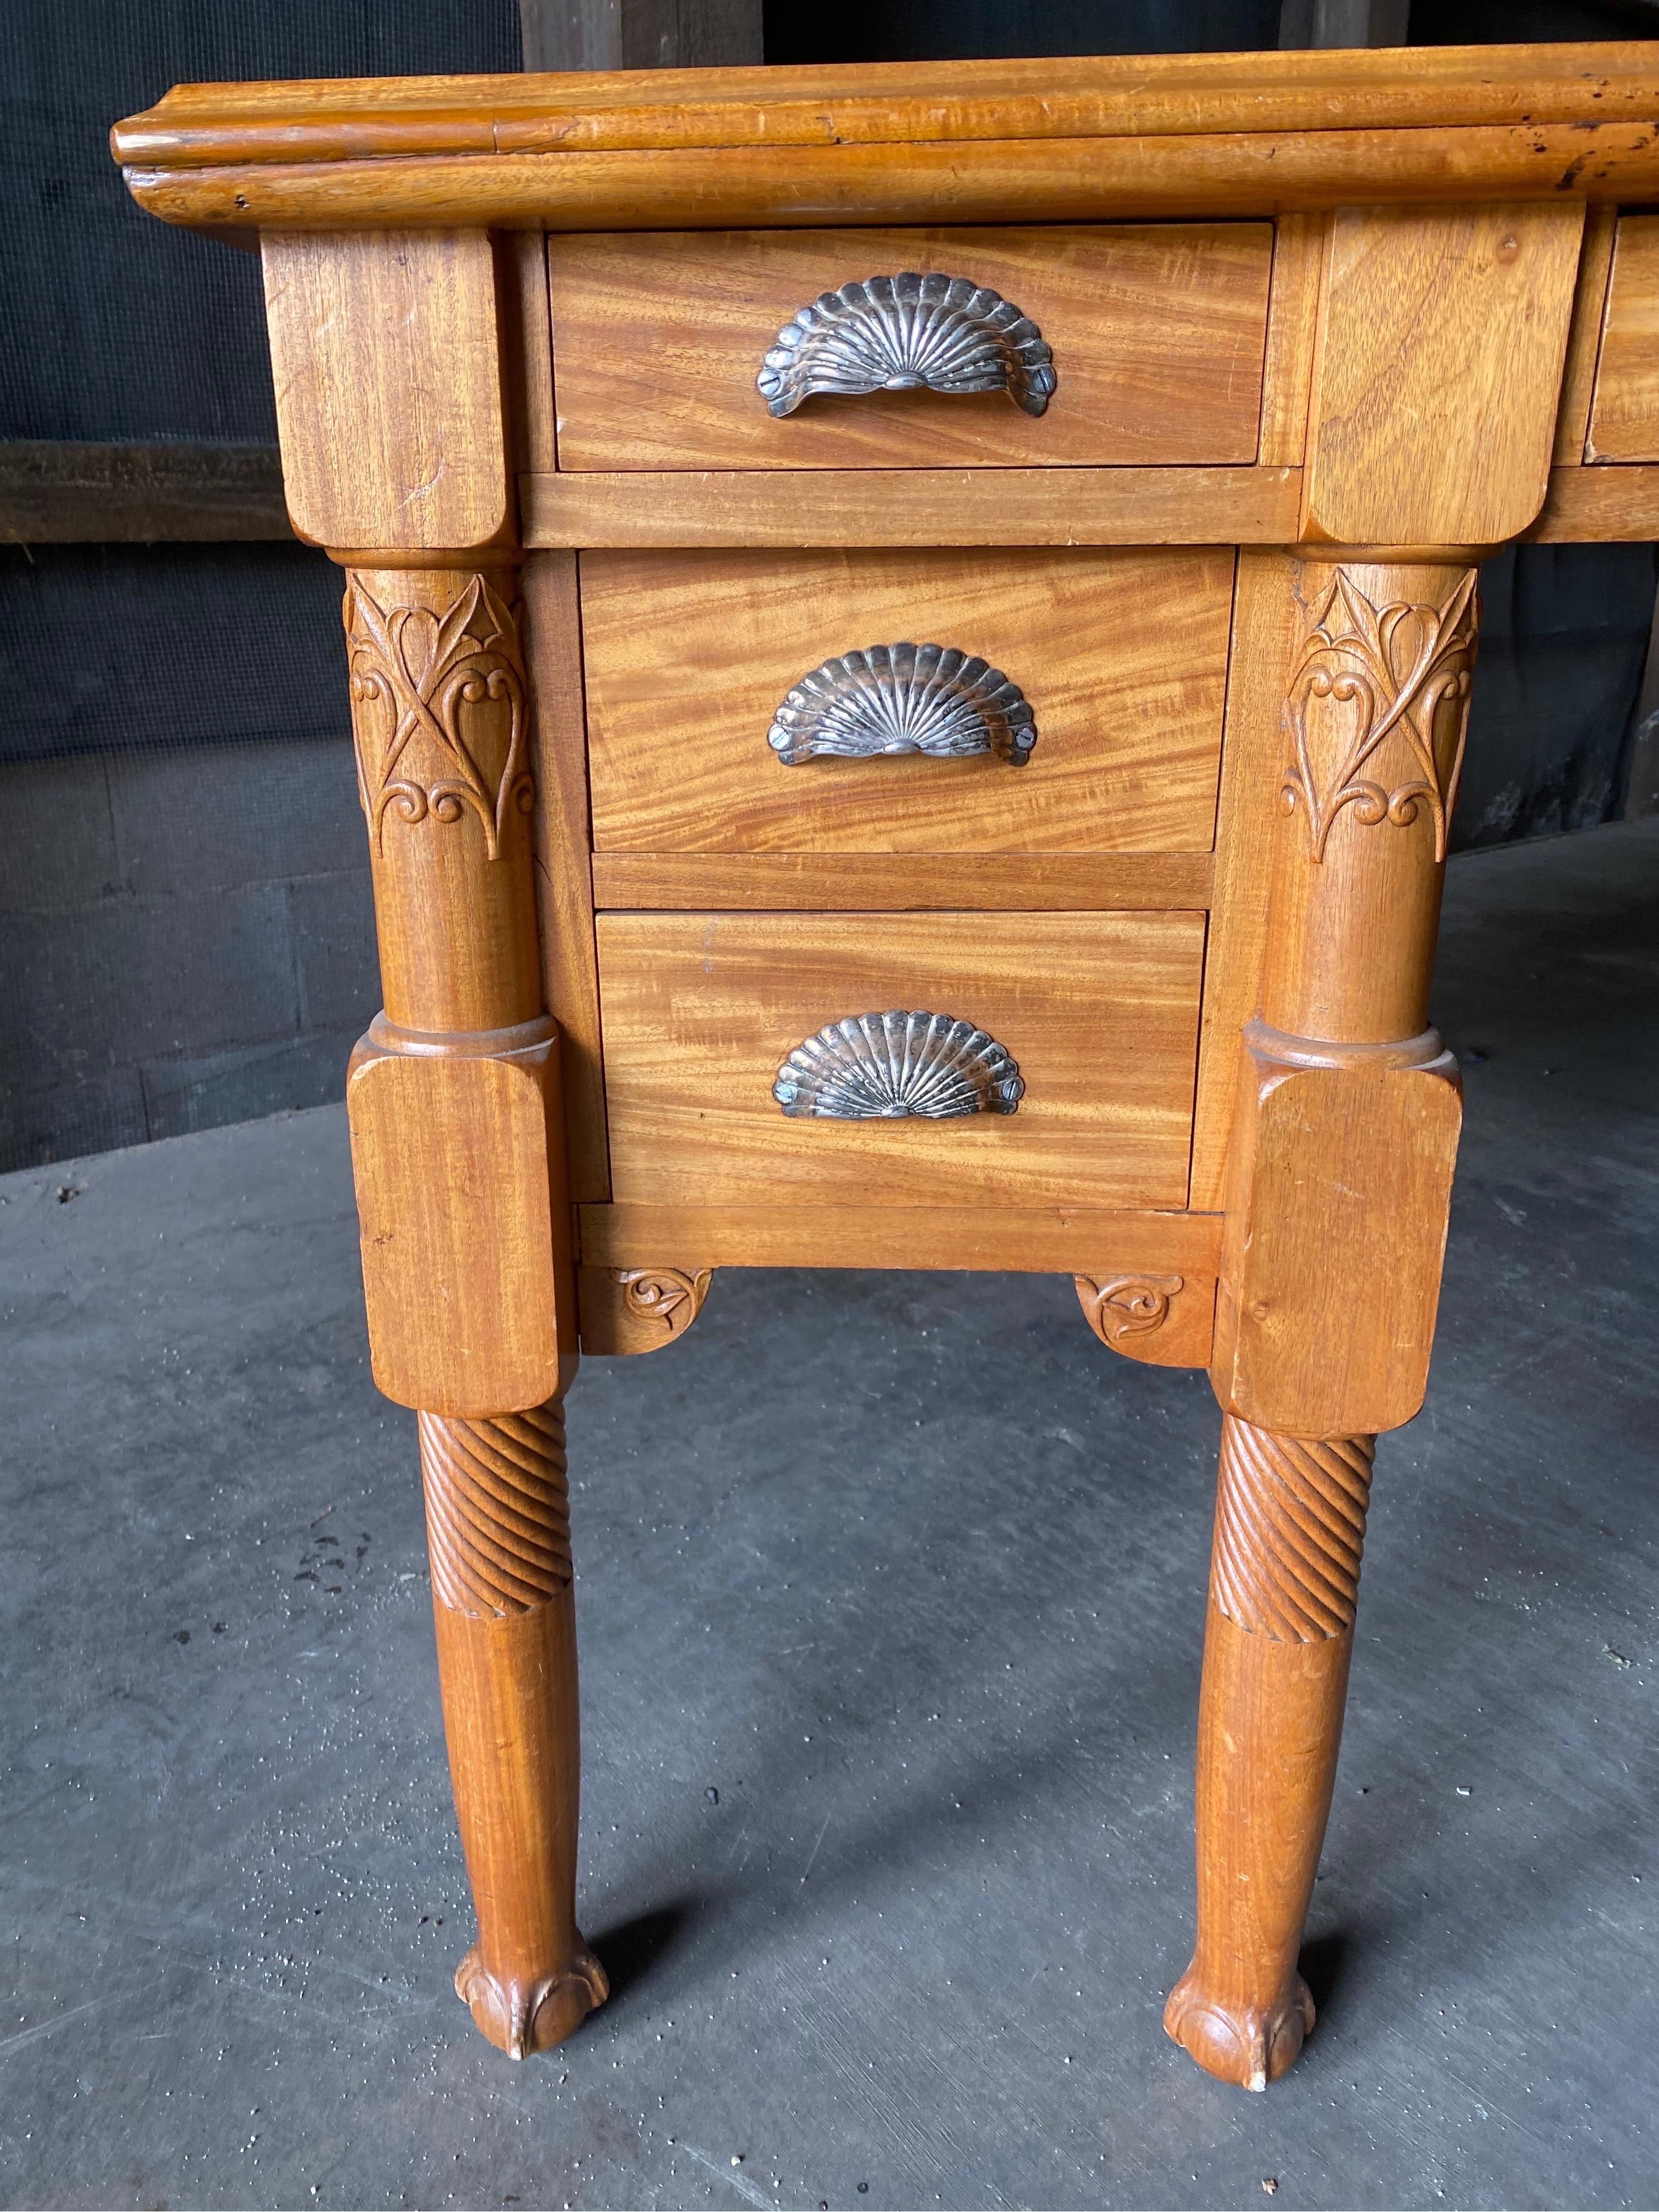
[596,911,1205,1210]
[547,225,1273,471]
[1587,215,1659,462]
[582,547,1233,853]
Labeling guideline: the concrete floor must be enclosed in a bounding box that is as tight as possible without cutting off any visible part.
[2,822,1656,2211]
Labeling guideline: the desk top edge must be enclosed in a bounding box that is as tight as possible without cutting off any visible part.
[114,42,1659,194]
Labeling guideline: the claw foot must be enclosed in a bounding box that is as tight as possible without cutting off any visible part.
[455,1942,609,2059]
[1163,1961,1316,2090]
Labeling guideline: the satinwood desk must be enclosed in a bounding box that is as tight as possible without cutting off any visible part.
[114,42,1659,2087]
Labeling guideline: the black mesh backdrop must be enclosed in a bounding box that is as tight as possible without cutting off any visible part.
[0,1,520,1168]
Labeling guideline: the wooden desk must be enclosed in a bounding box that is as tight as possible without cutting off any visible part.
[114,42,1659,2090]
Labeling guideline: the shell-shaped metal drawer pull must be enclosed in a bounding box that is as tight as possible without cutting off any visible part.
[757,272,1057,418]
[768,642,1037,766]
[774,1011,1024,1120]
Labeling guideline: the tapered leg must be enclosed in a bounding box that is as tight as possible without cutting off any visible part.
[421,1401,607,2056]
[1182,558,1475,2085]
[1165,1415,1374,2087]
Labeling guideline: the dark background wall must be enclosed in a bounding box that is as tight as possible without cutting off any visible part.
[3,0,1655,1169]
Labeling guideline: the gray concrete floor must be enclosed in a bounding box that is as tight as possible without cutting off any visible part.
[2,822,1657,2212]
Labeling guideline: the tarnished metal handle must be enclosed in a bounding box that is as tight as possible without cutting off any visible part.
[774,1011,1024,1121]
[757,272,1057,419]
[768,642,1037,766]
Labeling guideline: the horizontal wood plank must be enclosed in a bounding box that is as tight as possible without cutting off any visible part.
[1526,462,1659,540]
[523,466,1302,546]
[579,1201,1222,1272]
[590,852,1216,909]
[114,45,1659,166]
[120,127,1659,235]
[0,440,290,543]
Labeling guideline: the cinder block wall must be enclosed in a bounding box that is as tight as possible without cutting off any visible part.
[0,738,376,1168]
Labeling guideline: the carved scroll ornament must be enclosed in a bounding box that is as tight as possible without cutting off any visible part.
[614,1266,713,1340]
[768,643,1037,766]
[774,1011,1024,1119]
[1075,1273,1184,1348]
[757,273,1057,418]
[1282,569,1479,863]
[345,572,532,860]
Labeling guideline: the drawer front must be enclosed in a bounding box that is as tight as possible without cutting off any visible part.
[548,225,1273,471]
[596,911,1205,1210]
[1588,215,1659,462]
[582,547,1233,854]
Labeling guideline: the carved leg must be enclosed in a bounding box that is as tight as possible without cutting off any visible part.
[336,560,599,2052]
[1165,1415,1374,2087]
[1183,559,1475,2085]
[421,1401,606,2057]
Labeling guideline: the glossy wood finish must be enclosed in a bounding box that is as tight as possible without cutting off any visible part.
[114,41,1659,2096]
[1587,215,1659,462]
[596,911,1206,1210]
[522,466,1303,548]
[1301,203,1584,546]
[1170,558,1469,2089]
[114,46,1659,235]
[547,226,1272,469]
[261,233,509,551]
[589,852,1215,910]
[581,548,1233,855]
[577,1201,1223,1274]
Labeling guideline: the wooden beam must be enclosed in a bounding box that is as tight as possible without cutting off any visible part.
[0,440,291,544]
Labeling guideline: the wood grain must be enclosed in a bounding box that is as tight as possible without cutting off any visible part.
[522,553,610,1203]
[1165,1594,1350,2091]
[1526,461,1659,540]
[1212,1024,1464,1436]
[1586,215,1659,463]
[432,1533,607,2057]
[580,547,1233,855]
[521,465,1304,548]
[1259,213,1328,469]
[595,910,1205,1211]
[578,1201,1222,1274]
[1190,552,1304,1213]
[113,44,1659,168]
[1552,202,1617,466]
[1302,202,1584,546]
[122,127,1659,238]
[547,225,1272,470]
[346,1023,569,1416]
[262,230,509,551]
[589,852,1215,910]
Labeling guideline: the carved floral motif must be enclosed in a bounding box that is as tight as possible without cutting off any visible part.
[345,572,532,859]
[1282,569,1479,863]
[1074,1272,1184,1349]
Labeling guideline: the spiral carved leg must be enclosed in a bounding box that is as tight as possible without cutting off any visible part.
[1165,1415,1376,2090]
[420,1401,607,2058]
